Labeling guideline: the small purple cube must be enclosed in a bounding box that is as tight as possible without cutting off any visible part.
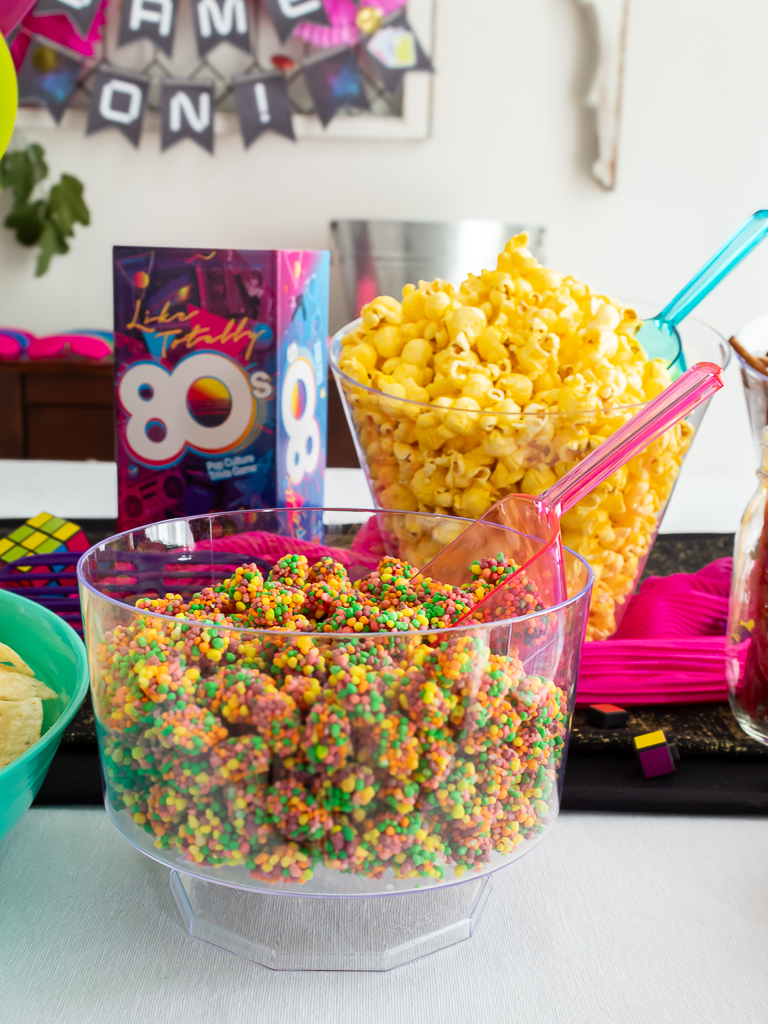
[633,729,677,778]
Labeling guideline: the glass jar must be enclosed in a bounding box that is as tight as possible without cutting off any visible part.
[732,313,768,460]
[727,425,768,744]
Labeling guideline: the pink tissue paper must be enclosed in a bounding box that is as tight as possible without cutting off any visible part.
[211,521,732,706]
[577,558,732,705]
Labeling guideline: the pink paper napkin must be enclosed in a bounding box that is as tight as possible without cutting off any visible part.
[205,517,384,577]
[206,530,355,568]
[206,524,732,706]
[577,558,733,705]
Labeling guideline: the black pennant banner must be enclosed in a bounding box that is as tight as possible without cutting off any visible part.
[16,35,83,124]
[160,79,215,152]
[233,72,294,148]
[86,69,149,147]
[33,0,102,39]
[301,46,369,128]
[118,0,178,56]
[365,11,434,95]
[192,0,251,57]
[21,2,434,149]
[261,0,329,46]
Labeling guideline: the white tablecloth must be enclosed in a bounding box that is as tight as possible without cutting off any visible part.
[0,808,765,1023]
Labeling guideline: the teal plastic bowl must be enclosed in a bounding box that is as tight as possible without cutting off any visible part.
[0,588,89,843]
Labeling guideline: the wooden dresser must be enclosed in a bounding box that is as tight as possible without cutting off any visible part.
[0,360,115,461]
[0,360,358,466]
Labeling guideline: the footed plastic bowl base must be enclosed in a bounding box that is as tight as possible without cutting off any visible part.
[170,870,492,971]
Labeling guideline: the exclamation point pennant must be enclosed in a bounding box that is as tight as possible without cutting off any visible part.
[233,71,295,148]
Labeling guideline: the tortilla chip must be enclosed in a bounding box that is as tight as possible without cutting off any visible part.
[0,667,57,702]
[0,697,43,769]
[0,641,33,676]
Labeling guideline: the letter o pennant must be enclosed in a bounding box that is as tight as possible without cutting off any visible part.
[87,69,149,147]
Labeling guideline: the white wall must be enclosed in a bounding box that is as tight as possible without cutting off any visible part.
[1,0,766,515]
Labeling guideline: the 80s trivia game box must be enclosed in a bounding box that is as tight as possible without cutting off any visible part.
[113,246,330,533]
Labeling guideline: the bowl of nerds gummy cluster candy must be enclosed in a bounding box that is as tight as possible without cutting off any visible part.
[330,233,729,642]
[77,508,593,903]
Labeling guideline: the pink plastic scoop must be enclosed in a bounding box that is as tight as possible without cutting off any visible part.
[417,361,725,622]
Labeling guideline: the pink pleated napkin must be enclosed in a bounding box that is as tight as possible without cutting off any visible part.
[207,530,355,568]
[577,558,733,706]
[210,526,732,705]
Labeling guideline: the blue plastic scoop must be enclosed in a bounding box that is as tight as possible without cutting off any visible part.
[638,209,768,377]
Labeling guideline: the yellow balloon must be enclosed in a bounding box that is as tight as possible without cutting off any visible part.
[0,33,18,159]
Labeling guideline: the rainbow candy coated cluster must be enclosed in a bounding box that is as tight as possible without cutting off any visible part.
[93,553,566,885]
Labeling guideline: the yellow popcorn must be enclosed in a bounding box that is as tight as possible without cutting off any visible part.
[334,233,694,640]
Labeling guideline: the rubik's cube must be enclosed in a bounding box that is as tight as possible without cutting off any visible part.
[633,730,680,779]
[0,513,89,587]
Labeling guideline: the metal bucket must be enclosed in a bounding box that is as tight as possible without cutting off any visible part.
[331,219,546,320]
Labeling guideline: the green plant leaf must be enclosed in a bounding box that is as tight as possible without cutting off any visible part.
[47,173,90,238]
[27,144,48,188]
[1,143,88,275]
[0,145,48,204]
[35,220,69,277]
[5,200,45,246]
[0,151,34,204]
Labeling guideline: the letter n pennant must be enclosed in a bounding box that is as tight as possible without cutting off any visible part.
[160,79,215,152]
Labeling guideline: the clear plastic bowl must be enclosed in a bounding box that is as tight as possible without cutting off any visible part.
[330,305,729,641]
[77,509,592,897]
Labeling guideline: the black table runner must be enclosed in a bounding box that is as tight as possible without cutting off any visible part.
[18,528,767,815]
